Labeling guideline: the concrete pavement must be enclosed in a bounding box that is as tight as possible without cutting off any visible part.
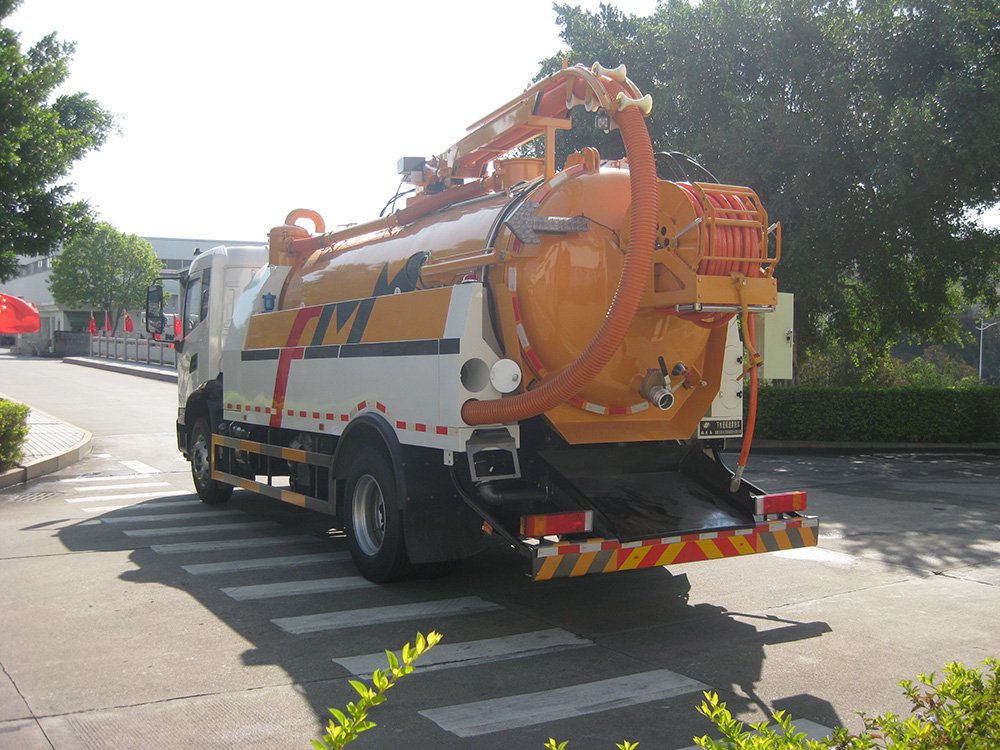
[0,356,176,489]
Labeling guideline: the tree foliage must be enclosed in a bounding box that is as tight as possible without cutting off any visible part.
[49,223,162,333]
[539,0,1000,354]
[0,0,114,281]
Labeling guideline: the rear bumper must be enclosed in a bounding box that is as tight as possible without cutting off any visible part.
[528,515,818,581]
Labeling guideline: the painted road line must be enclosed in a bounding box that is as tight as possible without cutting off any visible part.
[65,490,191,504]
[72,482,172,491]
[182,552,350,575]
[273,597,502,635]
[100,511,244,524]
[113,499,197,508]
[151,535,318,554]
[83,500,199,513]
[223,576,376,600]
[674,718,833,750]
[120,460,161,474]
[773,547,854,566]
[122,521,277,537]
[83,503,196,513]
[60,475,161,483]
[334,629,592,678]
[81,506,129,513]
[419,669,708,738]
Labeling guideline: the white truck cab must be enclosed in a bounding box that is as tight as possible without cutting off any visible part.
[148,245,267,472]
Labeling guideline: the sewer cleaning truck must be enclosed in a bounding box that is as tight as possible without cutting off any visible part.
[148,63,816,582]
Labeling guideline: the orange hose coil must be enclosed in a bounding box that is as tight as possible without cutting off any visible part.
[461,84,660,426]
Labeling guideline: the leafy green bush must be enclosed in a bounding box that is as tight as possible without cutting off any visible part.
[755,386,1000,443]
[694,658,1000,749]
[314,631,441,749]
[0,399,30,471]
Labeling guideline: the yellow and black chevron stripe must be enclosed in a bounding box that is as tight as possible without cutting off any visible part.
[530,518,819,581]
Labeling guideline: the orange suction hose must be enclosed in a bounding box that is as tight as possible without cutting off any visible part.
[461,93,659,426]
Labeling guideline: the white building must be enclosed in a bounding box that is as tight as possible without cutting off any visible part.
[0,235,259,339]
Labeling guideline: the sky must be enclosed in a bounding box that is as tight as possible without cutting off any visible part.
[8,0,662,243]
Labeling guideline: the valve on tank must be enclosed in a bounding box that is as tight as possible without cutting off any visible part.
[639,358,710,410]
[639,357,675,411]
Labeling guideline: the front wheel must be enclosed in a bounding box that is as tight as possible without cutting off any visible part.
[190,417,233,505]
[345,446,412,582]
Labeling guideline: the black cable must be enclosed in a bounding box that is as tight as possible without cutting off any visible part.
[379,177,415,217]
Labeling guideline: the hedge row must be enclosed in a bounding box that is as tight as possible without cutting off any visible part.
[0,399,30,471]
[754,386,1000,443]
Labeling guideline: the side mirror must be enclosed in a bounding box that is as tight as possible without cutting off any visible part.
[146,285,164,334]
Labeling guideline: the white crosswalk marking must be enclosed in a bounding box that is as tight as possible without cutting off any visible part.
[120,460,160,474]
[60,475,151,483]
[72,482,171,491]
[123,521,277,537]
[182,553,349,575]
[101,511,243,524]
[223,576,375,600]
[273,597,501,635]
[334,629,592,678]
[420,669,708,737]
[151,536,317,554]
[65,490,191,503]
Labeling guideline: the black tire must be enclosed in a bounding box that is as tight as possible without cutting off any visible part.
[190,417,233,505]
[345,446,412,582]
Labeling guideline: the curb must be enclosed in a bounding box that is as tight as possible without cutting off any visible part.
[748,440,1000,455]
[63,356,177,383]
[0,405,93,490]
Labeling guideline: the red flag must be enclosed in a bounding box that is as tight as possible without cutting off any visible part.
[124,311,134,333]
[88,312,97,336]
[104,312,111,332]
[0,292,41,334]
[173,315,182,339]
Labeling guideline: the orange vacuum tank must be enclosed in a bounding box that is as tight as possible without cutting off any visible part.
[271,150,777,445]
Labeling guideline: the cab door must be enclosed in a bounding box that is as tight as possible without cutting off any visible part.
[177,269,211,403]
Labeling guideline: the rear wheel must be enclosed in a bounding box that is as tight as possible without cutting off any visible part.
[345,446,412,582]
[190,417,233,505]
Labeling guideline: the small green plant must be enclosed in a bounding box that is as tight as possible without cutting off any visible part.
[695,691,829,749]
[692,658,1000,749]
[313,631,442,749]
[544,740,638,750]
[0,399,30,471]
[831,658,1000,749]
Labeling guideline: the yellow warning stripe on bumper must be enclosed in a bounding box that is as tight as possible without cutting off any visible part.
[530,517,818,581]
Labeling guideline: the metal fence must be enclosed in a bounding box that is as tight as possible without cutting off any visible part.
[89,335,177,368]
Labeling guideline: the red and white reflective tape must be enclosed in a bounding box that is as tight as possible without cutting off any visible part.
[226,399,457,437]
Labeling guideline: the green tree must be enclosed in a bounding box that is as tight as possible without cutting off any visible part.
[49,223,162,333]
[539,0,1000,357]
[0,0,115,281]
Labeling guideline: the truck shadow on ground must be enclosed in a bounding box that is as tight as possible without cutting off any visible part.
[57,488,841,748]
